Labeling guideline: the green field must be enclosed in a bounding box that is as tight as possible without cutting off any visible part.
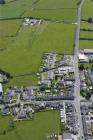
[80,0,93,49]
[0,0,78,22]
[80,21,93,39]
[24,9,77,22]
[0,111,61,140]
[0,0,35,19]
[24,0,77,22]
[0,20,75,86]
[0,19,22,37]
[81,0,93,20]
[5,0,16,3]
[80,40,93,49]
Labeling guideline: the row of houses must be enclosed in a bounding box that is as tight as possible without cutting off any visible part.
[81,102,93,140]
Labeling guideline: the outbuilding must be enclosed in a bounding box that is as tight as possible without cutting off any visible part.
[84,49,93,54]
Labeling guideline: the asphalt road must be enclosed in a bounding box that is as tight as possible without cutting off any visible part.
[74,0,85,139]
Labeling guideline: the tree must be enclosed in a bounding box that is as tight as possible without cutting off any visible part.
[88,18,93,23]
[79,64,84,71]
[91,65,93,72]
[0,0,5,4]
[85,92,91,100]
[8,120,15,131]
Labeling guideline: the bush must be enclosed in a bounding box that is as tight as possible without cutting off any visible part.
[88,18,93,23]
[79,64,84,71]
[0,0,5,4]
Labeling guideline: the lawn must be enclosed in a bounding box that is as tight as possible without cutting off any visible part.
[80,62,93,68]
[0,111,61,140]
[0,21,75,86]
[0,19,22,37]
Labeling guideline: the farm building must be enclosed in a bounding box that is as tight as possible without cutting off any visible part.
[84,49,93,54]
[78,53,89,62]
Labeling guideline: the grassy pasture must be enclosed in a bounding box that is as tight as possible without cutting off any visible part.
[32,0,77,9]
[24,0,77,22]
[80,21,93,49]
[81,0,93,20]
[5,0,15,3]
[0,19,22,37]
[0,0,77,22]
[24,8,77,22]
[0,0,35,19]
[0,111,61,140]
[80,41,93,49]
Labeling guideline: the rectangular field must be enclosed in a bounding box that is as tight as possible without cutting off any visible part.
[81,0,93,20]
[0,0,77,22]
[24,0,77,22]
[0,19,22,37]
[80,21,93,49]
[0,111,61,140]
[24,9,77,22]
[0,0,35,19]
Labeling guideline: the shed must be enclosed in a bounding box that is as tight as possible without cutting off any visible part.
[84,49,93,54]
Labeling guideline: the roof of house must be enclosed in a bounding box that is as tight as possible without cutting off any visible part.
[63,133,72,140]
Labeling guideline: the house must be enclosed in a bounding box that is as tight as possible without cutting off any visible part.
[62,133,72,140]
